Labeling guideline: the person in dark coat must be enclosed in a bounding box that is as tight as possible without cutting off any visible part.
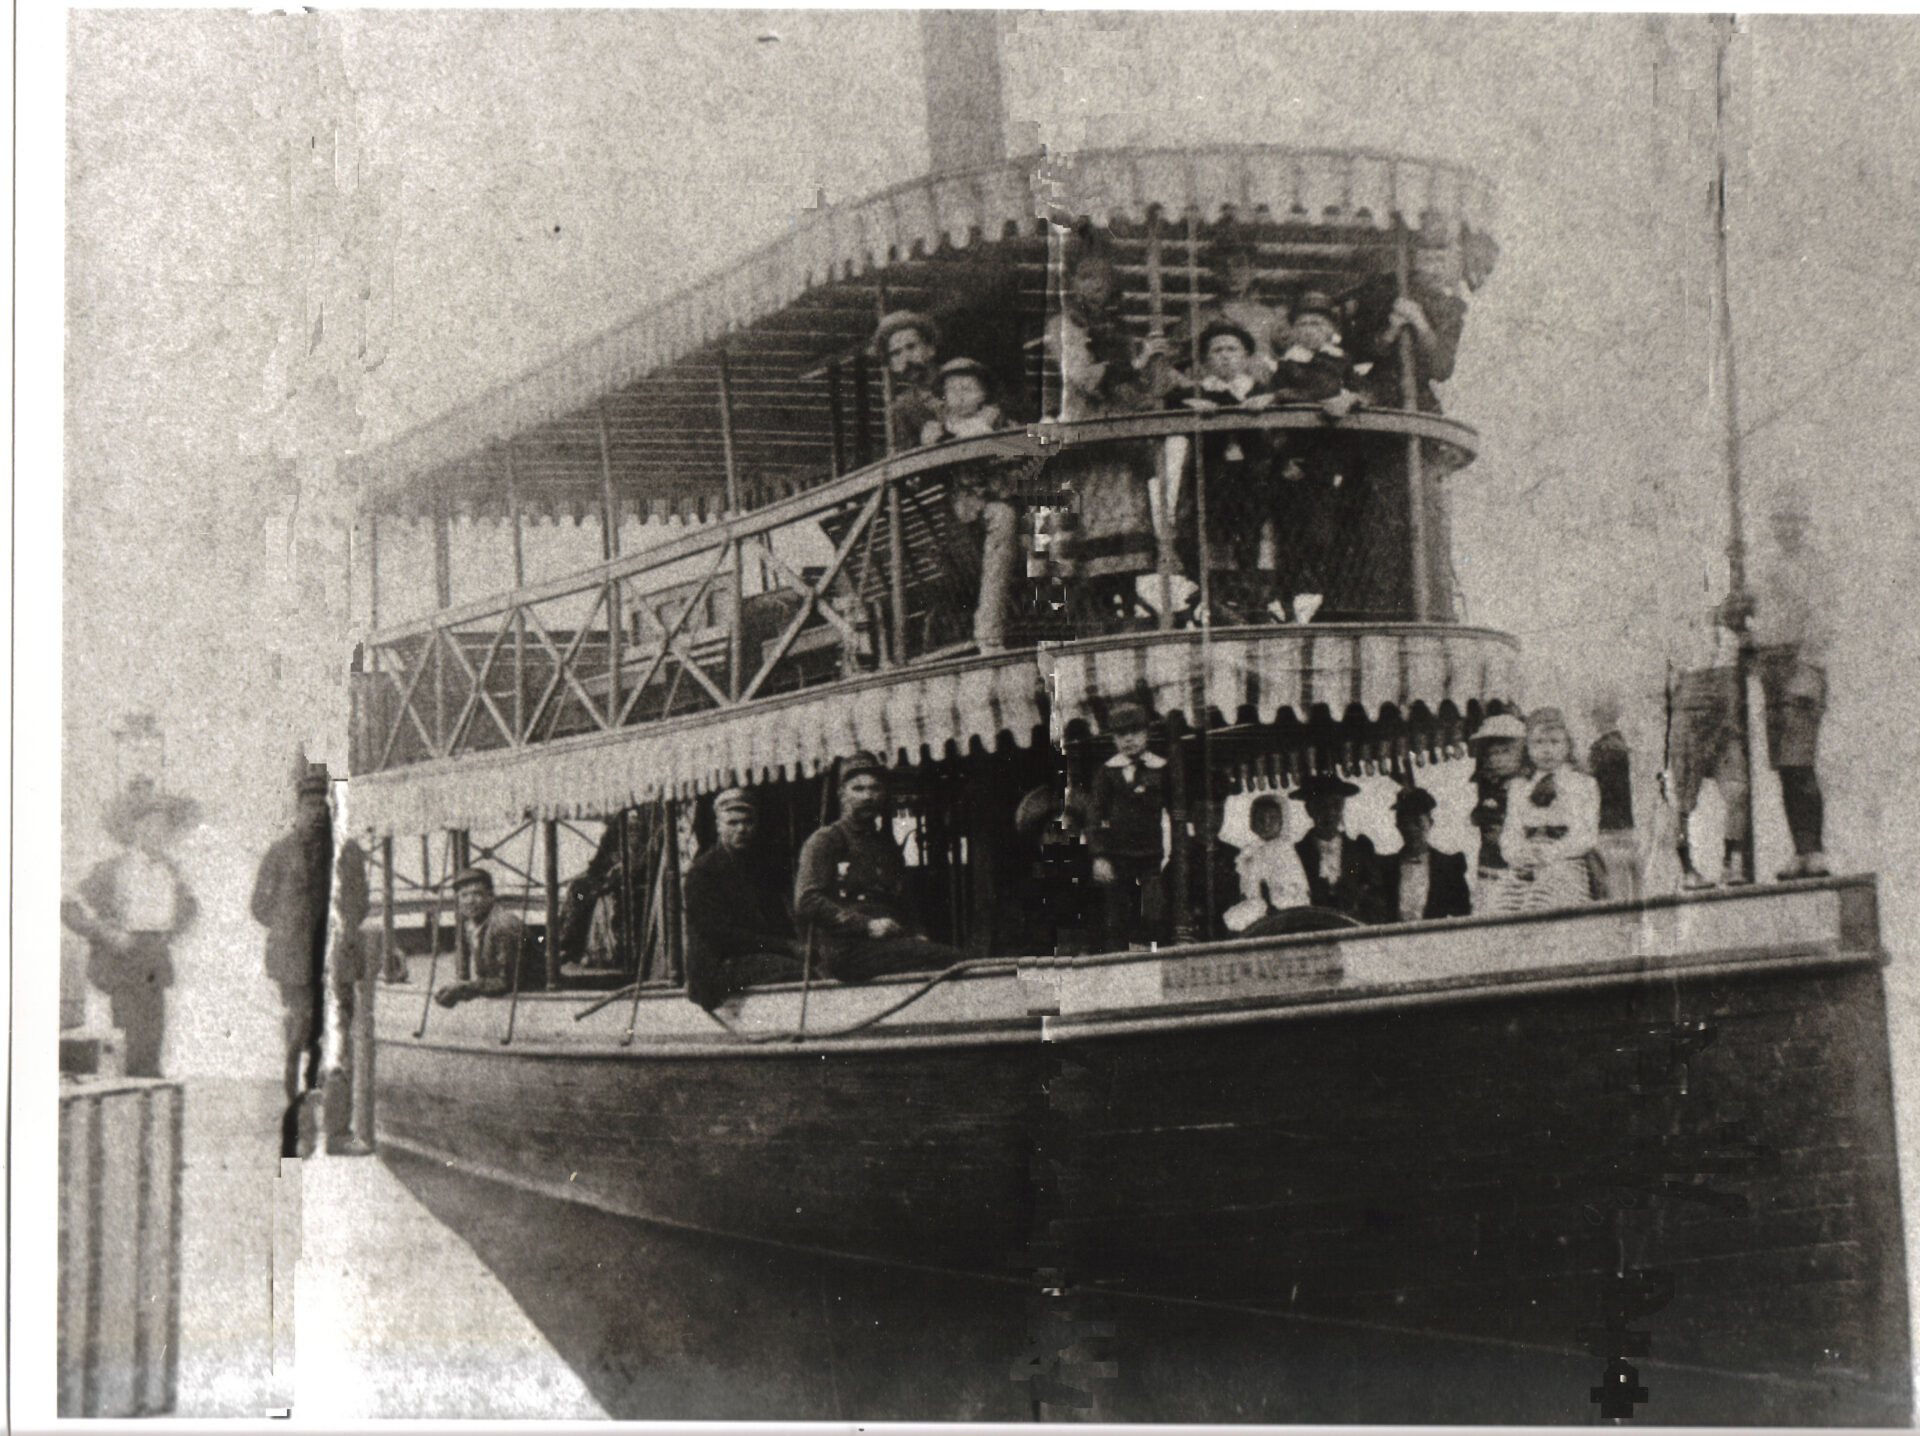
[1375,786,1473,922]
[794,753,964,982]
[1290,773,1383,923]
[62,783,200,1077]
[251,769,335,1129]
[683,787,804,1010]
[432,867,531,1006]
[1087,701,1171,949]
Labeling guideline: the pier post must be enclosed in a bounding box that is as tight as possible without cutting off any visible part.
[453,829,472,980]
[543,819,561,990]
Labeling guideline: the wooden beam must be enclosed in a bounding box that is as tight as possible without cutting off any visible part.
[596,404,620,560]
[543,819,561,991]
[504,443,526,586]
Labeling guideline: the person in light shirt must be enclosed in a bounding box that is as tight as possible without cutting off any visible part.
[1375,786,1473,922]
[1224,793,1311,932]
[62,783,200,1077]
[1507,707,1601,911]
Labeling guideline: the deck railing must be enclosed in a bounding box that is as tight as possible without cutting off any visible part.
[352,408,1478,776]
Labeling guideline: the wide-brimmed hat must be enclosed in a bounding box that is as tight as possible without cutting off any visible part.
[1392,786,1438,817]
[1106,700,1150,734]
[1197,319,1257,359]
[713,786,756,817]
[1290,773,1360,801]
[103,782,201,845]
[450,866,495,893]
[873,309,938,353]
[837,751,890,785]
[1471,713,1528,744]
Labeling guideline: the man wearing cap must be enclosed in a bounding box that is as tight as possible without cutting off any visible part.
[1719,491,1835,878]
[251,769,335,1134]
[432,867,530,1007]
[1291,773,1383,923]
[1086,701,1171,949]
[795,753,964,982]
[1374,786,1472,923]
[876,310,943,454]
[1467,713,1531,914]
[683,787,804,1010]
[63,783,200,1077]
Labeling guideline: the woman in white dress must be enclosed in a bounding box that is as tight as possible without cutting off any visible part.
[1508,707,1601,912]
[1225,793,1313,931]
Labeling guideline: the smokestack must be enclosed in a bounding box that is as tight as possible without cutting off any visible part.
[920,11,1007,174]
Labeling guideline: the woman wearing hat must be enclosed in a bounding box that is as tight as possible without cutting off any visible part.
[1506,707,1601,912]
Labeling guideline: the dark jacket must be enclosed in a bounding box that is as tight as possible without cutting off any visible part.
[464,906,530,996]
[795,814,923,961]
[251,827,334,987]
[1295,831,1382,921]
[1347,273,1466,413]
[684,844,797,1008]
[1375,847,1473,922]
[63,851,198,992]
[1087,754,1170,860]
[1271,343,1364,404]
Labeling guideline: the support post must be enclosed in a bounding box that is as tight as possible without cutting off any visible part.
[421,834,441,982]
[543,819,561,991]
[661,800,684,985]
[504,443,526,587]
[453,829,472,981]
[1149,213,1174,629]
[379,834,398,983]
[718,351,745,702]
[348,950,376,1150]
[876,292,911,663]
[367,513,380,631]
[828,362,847,477]
[432,494,453,609]
[1168,714,1193,944]
[1395,221,1431,621]
[851,355,873,470]
[596,405,620,560]
[1186,212,1212,628]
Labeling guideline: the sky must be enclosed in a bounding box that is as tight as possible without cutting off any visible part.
[26,5,1920,1411]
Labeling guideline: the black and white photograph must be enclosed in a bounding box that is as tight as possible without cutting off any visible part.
[19,8,1920,1428]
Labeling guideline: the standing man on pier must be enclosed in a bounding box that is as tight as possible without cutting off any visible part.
[1719,490,1834,878]
[250,766,334,1154]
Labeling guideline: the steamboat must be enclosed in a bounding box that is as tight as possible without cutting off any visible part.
[343,130,1907,1421]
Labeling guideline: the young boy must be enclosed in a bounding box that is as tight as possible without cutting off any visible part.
[1087,701,1170,950]
[926,357,1020,651]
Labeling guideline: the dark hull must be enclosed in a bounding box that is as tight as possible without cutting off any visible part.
[373,880,1909,1422]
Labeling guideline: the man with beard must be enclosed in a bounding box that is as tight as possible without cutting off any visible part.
[794,752,964,982]
[875,309,944,454]
[249,766,334,1154]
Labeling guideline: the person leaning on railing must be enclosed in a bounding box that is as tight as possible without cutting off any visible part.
[794,752,964,983]
[922,356,1022,653]
[432,866,529,1008]
[682,787,804,1011]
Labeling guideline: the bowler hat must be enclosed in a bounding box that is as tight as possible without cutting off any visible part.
[1471,713,1528,744]
[1392,786,1438,816]
[1106,700,1150,734]
[1197,319,1257,359]
[1293,290,1336,321]
[450,866,494,893]
[713,786,756,816]
[873,309,939,353]
[1290,773,1360,801]
[837,751,889,785]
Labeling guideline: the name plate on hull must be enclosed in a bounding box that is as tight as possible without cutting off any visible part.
[1161,945,1344,997]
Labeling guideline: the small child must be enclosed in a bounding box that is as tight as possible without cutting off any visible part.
[924,358,1019,651]
[921,357,1010,444]
[1225,793,1312,931]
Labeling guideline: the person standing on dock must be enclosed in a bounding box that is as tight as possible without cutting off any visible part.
[250,766,334,1150]
[1289,773,1383,923]
[1086,702,1172,950]
[62,783,200,1077]
[432,867,531,1007]
[795,753,964,982]
[1718,490,1834,879]
[683,787,804,1010]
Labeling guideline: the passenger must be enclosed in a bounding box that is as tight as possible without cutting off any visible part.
[1290,773,1384,923]
[874,309,943,454]
[1177,795,1243,941]
[1467,713,1530,914]
[926,357,1021,652]
[1271,292,1368,418]
[1043,234,1165,631]
[1347,248,1470,414]
[1665,623,1747,888]
[1586,695,1644,901]
[1191,241,1286,379]
[432,867,530,1007]
[1375,786,1473,921]
[1086,701,1171,950]
[794,752,964,982]
[1166,320,1279,622]
[1719,489,1833,879]
[1224,792,1313,933]
[682,788,804,1011]
[1507,708,1601,911]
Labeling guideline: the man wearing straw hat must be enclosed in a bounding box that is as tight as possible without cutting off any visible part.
[62,782,200,1077]
[683,787,803,1010]
[432,866,530,1008]
[795,752,964,982]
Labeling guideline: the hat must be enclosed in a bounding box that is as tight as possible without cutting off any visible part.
[450,866,494,893]
[936,356,996,391]
[1471,713,1528,744]
[1106,700,1150,734]
[713,786,756,817]
[837,751,889,785]
[296,764,331,797]
[1290,773,1360,801]
[1293,290,1336,321]
[1197,319,1257,359]
[1392,786,1438,817]
[103,782,200,845]
[873,309,939,353]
